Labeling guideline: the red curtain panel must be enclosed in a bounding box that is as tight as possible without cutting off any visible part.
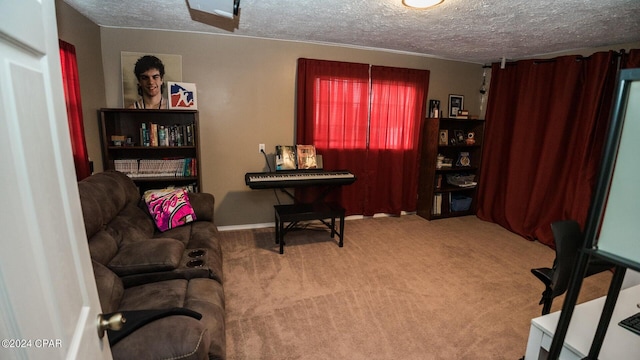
[59,40,91,180]
[296,58,428,216]
[367,65,428,215]
[476,51,620,247]
[622,48,640,68]
[296,59,370,213]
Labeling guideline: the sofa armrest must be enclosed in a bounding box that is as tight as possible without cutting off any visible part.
[106,307,202,346]
[188,192,215,222]
[108,239,185,276]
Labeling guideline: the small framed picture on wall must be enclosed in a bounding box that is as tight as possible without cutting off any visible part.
[448,94,464,118]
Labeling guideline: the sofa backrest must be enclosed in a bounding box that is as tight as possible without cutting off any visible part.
[79,171,136,234]
[78,171,156,265]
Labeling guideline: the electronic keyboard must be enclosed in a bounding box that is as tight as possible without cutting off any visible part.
[245,170,356,189]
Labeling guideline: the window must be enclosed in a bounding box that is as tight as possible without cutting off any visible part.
[297,59,429,215]
[312,75,369,149]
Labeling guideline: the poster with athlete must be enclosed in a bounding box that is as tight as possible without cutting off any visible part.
[168,82,198,110]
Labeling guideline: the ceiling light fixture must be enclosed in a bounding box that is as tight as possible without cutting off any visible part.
[402,0,444,9]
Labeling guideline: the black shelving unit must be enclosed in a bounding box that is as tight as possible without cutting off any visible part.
[99,108,201,194]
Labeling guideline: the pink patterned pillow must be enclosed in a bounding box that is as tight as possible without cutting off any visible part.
[143,188,197,232]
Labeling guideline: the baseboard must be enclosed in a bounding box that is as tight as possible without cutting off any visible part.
[218,222,274,231]
[217,211,416,232]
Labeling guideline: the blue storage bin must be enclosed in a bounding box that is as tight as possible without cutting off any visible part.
[451,195,472,212]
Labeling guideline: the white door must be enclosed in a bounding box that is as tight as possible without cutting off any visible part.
[0,1,112,359]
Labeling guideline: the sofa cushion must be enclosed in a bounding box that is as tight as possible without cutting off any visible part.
[120,279,189,310]
[92,261,124,314]
[108,239,185,276]
[155,224,191,244]
[106,205,155,246]
[184,278,226,360]
[88,230,119,266]
[110,316,210,360]
[98,170,141,204]
[83,174,128,226]
[77,182,103,238]
[118,204,156,234]
[118,277,226,360]
[144,188,197,232]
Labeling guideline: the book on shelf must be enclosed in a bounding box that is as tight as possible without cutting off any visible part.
[275,145,296,170]
[432,193,442,215]
[158,126,168,146]
[140,123,151,146]
[171,125,180,146]
[150,123,158,147]
[185,124,194,146]
[296,144,317,169]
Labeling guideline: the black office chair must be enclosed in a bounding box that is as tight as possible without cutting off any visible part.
[531,220,613,315]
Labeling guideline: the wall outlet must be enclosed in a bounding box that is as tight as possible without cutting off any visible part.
[259,143,265,153]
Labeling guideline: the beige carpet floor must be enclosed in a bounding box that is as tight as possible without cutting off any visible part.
[219,215,611,360]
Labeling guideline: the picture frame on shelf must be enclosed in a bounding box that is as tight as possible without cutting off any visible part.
[454,130,465,143]
[429,99,441,118]
[448,94,464,118]
[439,129,448,145]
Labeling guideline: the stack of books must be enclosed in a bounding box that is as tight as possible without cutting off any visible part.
[140,123,195,147]
[114,158,197,178]
[433,193,443,215]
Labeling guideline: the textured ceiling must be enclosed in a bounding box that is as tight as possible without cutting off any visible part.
[62,0,640,64]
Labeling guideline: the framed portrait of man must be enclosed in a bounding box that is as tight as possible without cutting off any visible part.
[121,52,183,108]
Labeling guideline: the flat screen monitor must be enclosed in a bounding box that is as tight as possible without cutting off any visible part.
[589,68,640,271]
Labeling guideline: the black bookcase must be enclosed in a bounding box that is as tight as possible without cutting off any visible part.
[99,108,201,194]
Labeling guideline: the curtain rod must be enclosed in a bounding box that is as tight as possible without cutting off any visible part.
[534,50,624,64]
[483,50,625,68]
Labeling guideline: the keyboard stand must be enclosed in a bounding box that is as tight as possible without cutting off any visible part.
[278,183,343,203]
[274,202,345,254]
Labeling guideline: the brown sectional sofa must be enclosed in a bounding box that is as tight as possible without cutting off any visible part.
[78,170,225,360]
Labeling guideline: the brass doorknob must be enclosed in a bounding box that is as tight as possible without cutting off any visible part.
[97,313,126,338]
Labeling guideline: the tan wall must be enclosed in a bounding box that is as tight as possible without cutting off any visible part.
[97,28,486,226]
[55,0,107,173]
[56,3,639,227]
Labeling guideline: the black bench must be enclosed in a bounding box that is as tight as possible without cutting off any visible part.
[274,202,345,254]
